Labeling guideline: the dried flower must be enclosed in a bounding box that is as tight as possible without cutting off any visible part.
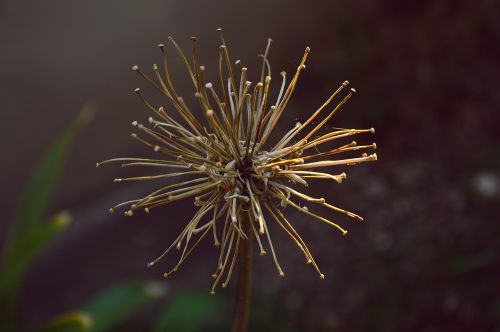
[97,29,377,294]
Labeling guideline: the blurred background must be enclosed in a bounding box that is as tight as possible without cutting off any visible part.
[1,0,499,331]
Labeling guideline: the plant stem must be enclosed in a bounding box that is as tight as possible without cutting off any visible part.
[231,212,253,332]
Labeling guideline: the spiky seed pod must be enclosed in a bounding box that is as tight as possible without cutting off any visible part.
[97,29,377,294]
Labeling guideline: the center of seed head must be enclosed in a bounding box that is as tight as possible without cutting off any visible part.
[234,155,254,183]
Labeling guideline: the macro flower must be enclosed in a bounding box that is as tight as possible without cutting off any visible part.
[97,29,377,294]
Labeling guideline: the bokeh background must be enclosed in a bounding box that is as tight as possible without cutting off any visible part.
[1,0,499,331]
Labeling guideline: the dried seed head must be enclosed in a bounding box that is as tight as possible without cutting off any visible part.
[97,30,377,292]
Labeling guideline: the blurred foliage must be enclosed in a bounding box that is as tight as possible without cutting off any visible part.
[250,292,292,332]
[37,281,163,332]
[0,211,71,329]
[153,293,220,332]
[37,311,93,332]
[0,104,221,332]
[0,105,94,331]
[34,282,219,332]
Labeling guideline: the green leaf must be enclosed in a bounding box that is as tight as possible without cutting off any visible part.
[153,292,219,332]
[36,311,91,332]
[4,104,94,252]
[0,212,71,293]
[82,280,164,332]
[0,104,94,331]
[35,281,164,332]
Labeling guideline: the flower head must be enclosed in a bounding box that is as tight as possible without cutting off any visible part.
[97,29,377,293]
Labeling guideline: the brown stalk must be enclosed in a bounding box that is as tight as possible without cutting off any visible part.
[231,210,253,332]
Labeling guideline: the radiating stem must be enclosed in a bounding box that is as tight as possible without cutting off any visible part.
[231,211,253,332]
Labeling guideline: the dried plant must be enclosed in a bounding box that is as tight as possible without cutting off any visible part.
[97,29,376,331]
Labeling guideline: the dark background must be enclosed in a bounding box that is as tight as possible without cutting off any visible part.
[1,0,499,331]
